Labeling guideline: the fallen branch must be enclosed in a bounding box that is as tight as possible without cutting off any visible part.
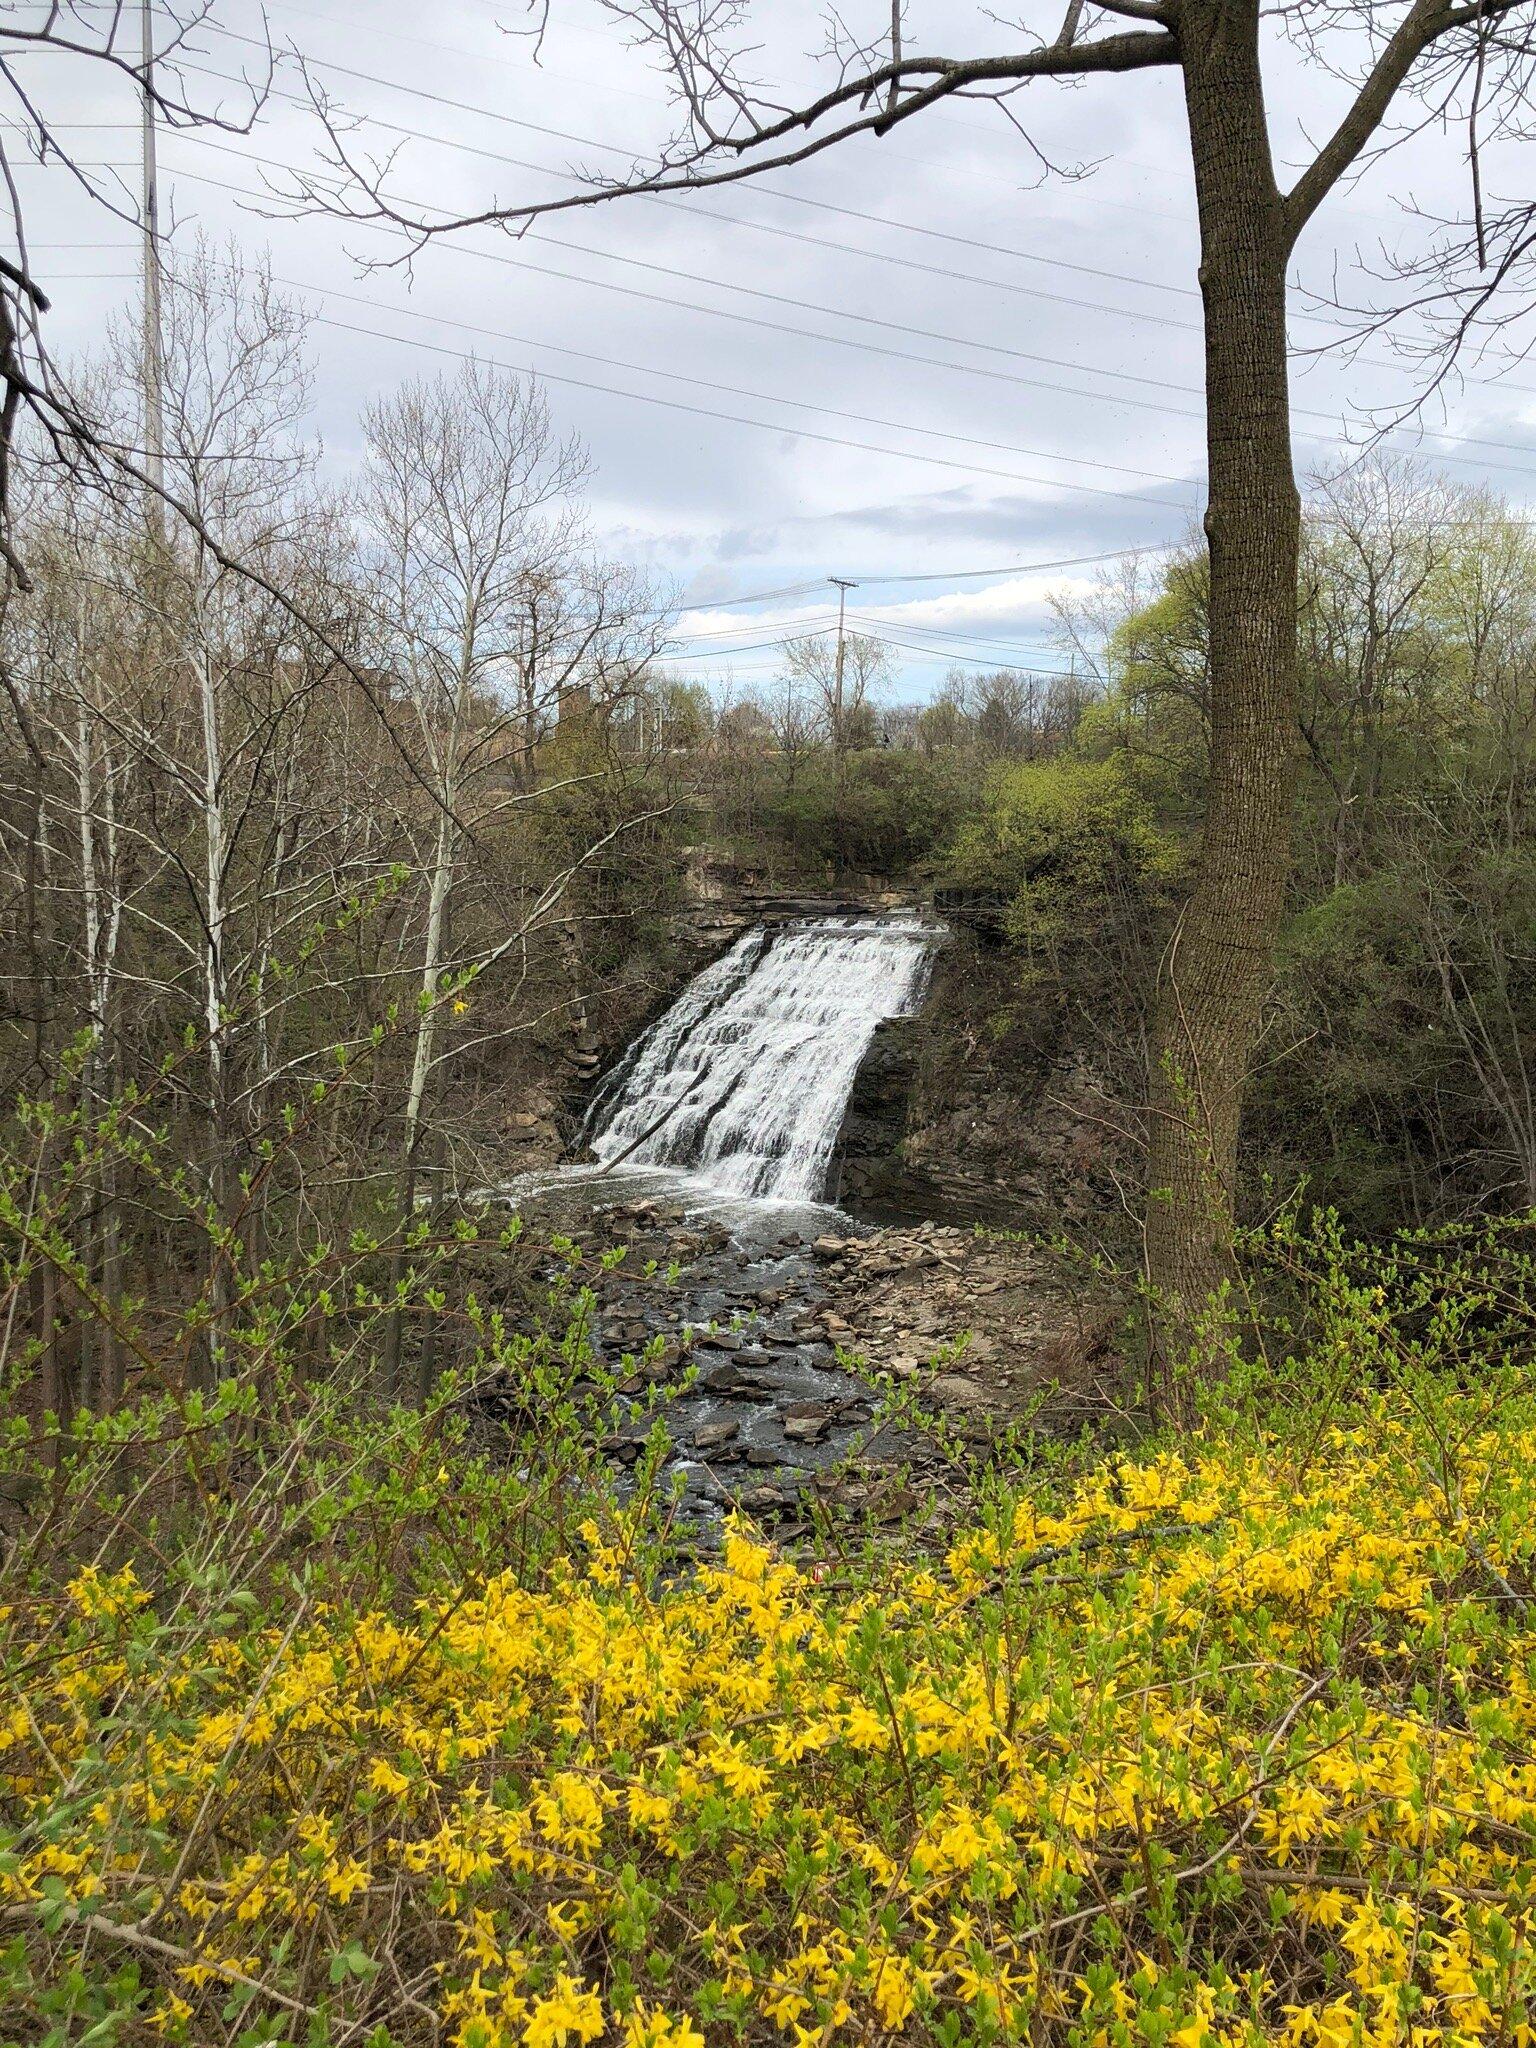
[1,1903,315,2018]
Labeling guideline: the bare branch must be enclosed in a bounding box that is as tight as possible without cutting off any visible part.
[1284,0,1535,245]
[298,26,1177,247]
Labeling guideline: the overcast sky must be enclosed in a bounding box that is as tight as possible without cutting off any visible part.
[14,0,1536,697]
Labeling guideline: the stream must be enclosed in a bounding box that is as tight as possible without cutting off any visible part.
[508,911,945,1521]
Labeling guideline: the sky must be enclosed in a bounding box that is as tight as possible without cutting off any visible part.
[12,0,1536,699]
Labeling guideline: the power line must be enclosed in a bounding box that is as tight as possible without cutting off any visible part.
[843,545,1170,587]
[147,125,1536,480]
[670,612,843,644]
[184,17,1438,350]
[307,310,1198,509]
[165,112,1217,370]
[242,260,1206,492]
[669,607,1082,674]
[9,175,1212,513]
[679,577,833,607]
[849,611,1067,654]
[151,145,1179,414]
[32,146,1536,502]
[661,638,819,663]
[679,546,1177,612]
[866,633,1081,673]
[25,182,1536,607]
[852,620,1073,667]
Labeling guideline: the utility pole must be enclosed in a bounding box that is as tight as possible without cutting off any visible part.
[139,0,166,539]
[829,576,857,769]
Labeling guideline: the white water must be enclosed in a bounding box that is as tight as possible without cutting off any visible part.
[580,913,936,1204]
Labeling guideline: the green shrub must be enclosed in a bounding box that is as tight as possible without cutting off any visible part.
[946,754,1185,987]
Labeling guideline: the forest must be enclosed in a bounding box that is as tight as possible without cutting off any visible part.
[6,0,1536,2044]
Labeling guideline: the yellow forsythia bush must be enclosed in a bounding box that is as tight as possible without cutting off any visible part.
[4,1396,1536,2048]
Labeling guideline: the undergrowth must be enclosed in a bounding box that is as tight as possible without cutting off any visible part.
[3,1209,1536,2048]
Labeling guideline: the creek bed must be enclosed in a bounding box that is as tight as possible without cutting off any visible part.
[497,1166,931,1530]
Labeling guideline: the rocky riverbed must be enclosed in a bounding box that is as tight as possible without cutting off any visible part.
[475,1192,1128,1538]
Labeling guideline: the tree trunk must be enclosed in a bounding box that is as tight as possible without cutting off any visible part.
[382,798,455,1402]
[1143,0,1300,1400]
[197,631,233,1390]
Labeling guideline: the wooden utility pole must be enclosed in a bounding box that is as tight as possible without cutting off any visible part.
[829,576,856,769]
[139,0,165,538]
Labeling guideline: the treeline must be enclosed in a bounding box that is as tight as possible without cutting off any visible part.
[943,459,1536,1233]
[0,250,694,1411]
[690,653,1091,874]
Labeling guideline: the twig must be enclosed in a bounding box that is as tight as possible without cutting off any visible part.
[0,1904,314,2018]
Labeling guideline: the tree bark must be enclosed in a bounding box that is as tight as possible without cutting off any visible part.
[382,790,456,1402]
[1143,0,1301,1398]
[196,620,233,1392]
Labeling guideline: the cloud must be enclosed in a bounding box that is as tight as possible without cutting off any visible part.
[17,0,1536,704]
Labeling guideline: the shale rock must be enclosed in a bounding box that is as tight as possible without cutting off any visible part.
[693,1421,740,1451]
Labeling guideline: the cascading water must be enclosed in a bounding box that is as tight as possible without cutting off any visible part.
[499,912,943,1517]
[580,912,936,1204]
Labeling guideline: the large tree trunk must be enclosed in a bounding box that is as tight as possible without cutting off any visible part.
[1143,0,1300,1400]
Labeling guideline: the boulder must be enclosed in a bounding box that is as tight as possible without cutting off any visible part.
[693,1420,740,1451]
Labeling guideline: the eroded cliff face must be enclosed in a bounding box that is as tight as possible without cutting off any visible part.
[833,927,1134,1232]
[499,850,926,1179]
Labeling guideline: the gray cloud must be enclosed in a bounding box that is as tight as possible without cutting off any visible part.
[17,0,1536,694]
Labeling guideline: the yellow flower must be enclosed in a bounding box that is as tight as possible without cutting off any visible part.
[523,1974,604,2048]
[869,1956,916,2029]
[622,2002,705,2048]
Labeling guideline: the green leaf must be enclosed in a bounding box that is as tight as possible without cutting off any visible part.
[328,1942,378,1985]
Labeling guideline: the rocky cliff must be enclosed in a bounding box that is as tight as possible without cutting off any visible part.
[833,926,1133,1233]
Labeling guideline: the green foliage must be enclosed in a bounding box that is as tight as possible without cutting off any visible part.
[1035,485,1536,1238]
[1075,557,1210,822]
[760,749,964,876]
[1252,837,1536,1227]
[946,754,1184,976]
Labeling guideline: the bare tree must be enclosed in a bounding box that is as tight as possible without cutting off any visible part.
[1427,488,1536,849]
[121,247,330,1372]
[2,494,146,1409]
[1298,457,1457,886]
[760,666,823,789]
[360,360,660,1395]
[305,0,1536,1371]
[933,667,1091,760]
[0,249,382,1404]
[0,5,270,579]
[511,552,671,781]
[782,629,890,765]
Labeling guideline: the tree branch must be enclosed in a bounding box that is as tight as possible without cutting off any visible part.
[302,30,1178,240]
[1283,0,1534,246]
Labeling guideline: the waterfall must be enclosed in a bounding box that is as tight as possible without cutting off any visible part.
[582,912,936,1203]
